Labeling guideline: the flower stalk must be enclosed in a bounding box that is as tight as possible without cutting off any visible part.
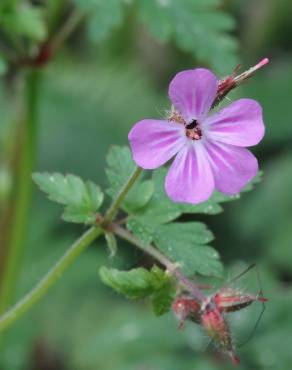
[0,70,41,316]
[0,226,102,333]
[102,166,143,228]
[0,163,205,333]
[0,166,143,332]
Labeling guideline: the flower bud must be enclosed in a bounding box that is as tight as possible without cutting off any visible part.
[201,303,239,365]
[172,296,201,329]
[213,58,269,107]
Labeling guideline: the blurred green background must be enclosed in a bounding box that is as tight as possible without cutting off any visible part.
[0,0,292,369]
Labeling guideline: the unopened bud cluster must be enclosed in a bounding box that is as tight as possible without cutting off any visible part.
[172,286,267,365]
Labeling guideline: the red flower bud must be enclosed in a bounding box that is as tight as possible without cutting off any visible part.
[201,302,239,365]
[172,296,201,329]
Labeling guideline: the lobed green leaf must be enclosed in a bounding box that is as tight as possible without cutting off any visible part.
[137,0,238,75]
[153,222,222,278]
[99,265,175,311]
[32,172,104,224]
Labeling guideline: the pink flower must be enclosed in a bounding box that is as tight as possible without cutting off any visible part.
[128,69,265,204]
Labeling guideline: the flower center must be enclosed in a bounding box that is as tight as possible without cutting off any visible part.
[185,119,203,140]
[168,111,203,140]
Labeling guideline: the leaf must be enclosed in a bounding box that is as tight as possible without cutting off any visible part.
[125,180,154,211]
[153,222,223,277]
[126,218,155,245]
[131,168,182,225]
[151,280,175,316]
[99,265,175,316]
[130,168,230,226]
[73,0,125,42]
[137,0,238,74]
[133,167,262,224]
[106,146,154,212]
[2,5,47,41]
[127,166,261,253]
[32,173,104,224]
[99,265,173,302]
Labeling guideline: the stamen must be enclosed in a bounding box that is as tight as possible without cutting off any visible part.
[168,109,185,124]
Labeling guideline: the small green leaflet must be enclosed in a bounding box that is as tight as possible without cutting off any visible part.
[99,265,175,315]
[32,173,104,224]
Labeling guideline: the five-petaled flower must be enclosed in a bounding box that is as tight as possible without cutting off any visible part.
[128,68,265,204]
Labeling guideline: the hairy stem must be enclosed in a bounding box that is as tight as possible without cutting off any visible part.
[0,70,41,316]
[112,224,206,301]
[0,226,102,333]
[0,167,143,332]
[112,224,175,271]
[102,167,142,227]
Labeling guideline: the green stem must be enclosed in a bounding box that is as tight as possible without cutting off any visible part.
[0,226,102,333]
[0,166,143,332]
[112,224,175,271]
[102,166,142,227]
[0,70,41,315]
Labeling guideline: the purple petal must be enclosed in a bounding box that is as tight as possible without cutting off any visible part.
[128,119,186,169]
[168,69,217,123]
[205,99,265,147]
[165,143,214,204]
[205,141,258,194]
